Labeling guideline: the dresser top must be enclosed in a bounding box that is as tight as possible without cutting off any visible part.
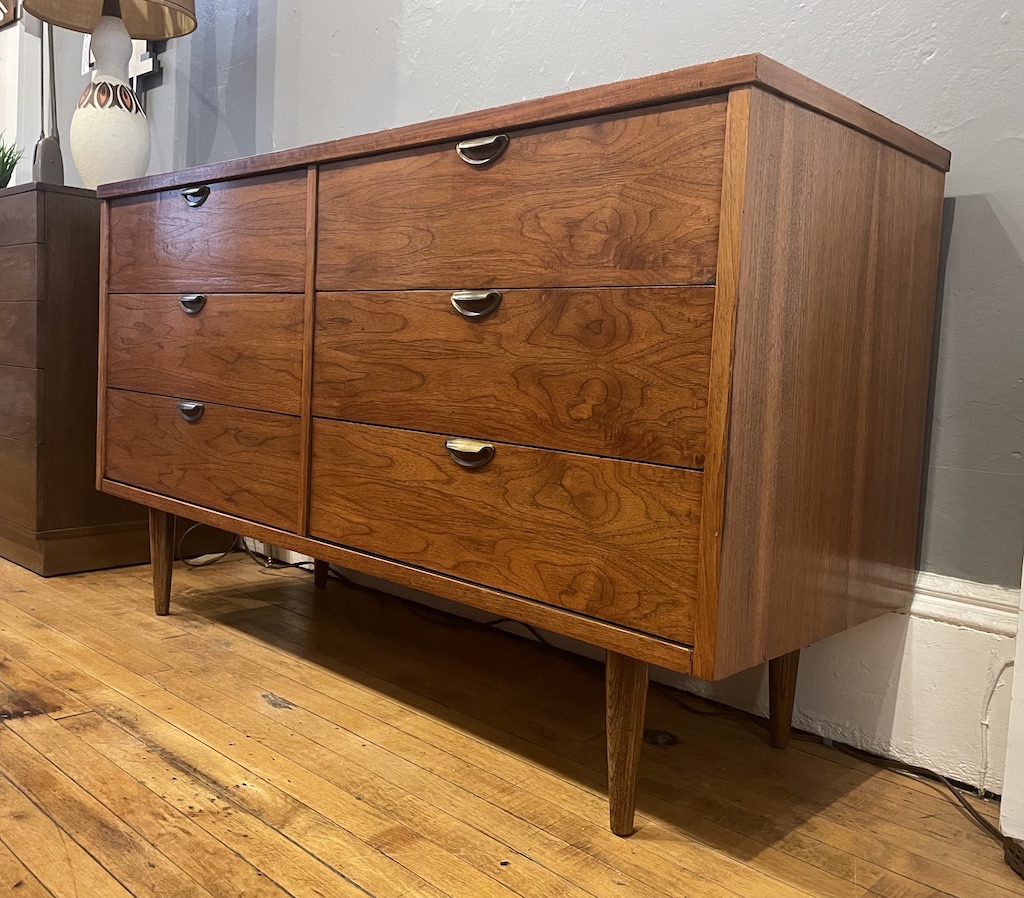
[1,182,97,200]
[98,53,950,199]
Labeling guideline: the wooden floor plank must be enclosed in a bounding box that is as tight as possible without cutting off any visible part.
[145,661,757,898]
[62,711,433,898]
[4,707,294,898]
[0,556,1014,898]
[146,593,965,897]
[0,837,55,898]
[0,770,137,898]
[49,569,823,896]
[0,711,219,898]
[155,572,999,898]
[132,570,996,898]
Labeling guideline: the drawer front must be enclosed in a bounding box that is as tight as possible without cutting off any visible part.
[309,420,700,642]
[104,390,301,531]
[0,437,39,529]
[0,303,40,367]
[0,191,42,246]
[108,171,307,293]
[317,98,727,290]
[106,294,305,414]
[0,245,40,301]
[0,367,41,442]
[313,286,714,467]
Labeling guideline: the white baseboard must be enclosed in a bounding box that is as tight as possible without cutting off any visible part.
[908,571,1019,637]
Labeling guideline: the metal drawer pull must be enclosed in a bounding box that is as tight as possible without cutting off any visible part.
[450,290,502,319]
[455,134,509,167]
[178,293,207,315]
[180,185,211,207]
[445,438,495,469]
[177,401,205,423]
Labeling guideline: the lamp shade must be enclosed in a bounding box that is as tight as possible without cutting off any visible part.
[22,0,197,40]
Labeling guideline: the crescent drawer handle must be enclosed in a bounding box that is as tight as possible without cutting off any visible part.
[178,293,207,315]
[180,185,211,207]
[445,438,495,469]
[450,290,502,319]
[177,401,205,423]
[455,134,509,167]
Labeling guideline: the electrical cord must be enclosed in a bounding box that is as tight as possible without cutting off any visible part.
[656,685,1005,845]
[828,740,1004,844]
[175,520,237,568]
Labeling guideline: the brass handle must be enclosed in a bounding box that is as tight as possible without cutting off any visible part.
[445,438,495,469]
[455,134,509,167]
[180,185,211,207]
[450,290,502,319]
[178,293,206,315]
[177,401,205,423]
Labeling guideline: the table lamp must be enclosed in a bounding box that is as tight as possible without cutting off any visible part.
[22,0,196,189]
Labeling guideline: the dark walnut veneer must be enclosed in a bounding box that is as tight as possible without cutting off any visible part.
[96,54,949,837]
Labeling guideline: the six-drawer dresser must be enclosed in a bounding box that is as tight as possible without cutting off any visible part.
[96,54,950,836]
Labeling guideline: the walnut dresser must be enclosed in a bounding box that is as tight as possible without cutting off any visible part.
[96,54,950,836]
[0,183,152,574]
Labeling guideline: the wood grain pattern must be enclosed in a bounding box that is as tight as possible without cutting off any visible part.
[0,244,40,301]
[0,188,42,245]
[104,390,302,532]
[107,171,307,293]
[95,54,947,200]
[768,649,800,749]
[298,165,318,536]
[308,420,702,642]
[105,293,305,414]
[313,287,714,467]
[317,99,726,290]
[0,366,41,442]
[693,88,753,679]
[606,652,648,837]
[150,508,173,615]
[0,302,40,367]
[97,477,695,671]
[752,55,951,171]
[0,437,39,530]
[709,88,946,678]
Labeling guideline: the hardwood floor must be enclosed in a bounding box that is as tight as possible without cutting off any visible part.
[0,553,1016,898]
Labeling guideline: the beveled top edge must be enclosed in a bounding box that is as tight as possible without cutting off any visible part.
[0,182,98,199]
[98,53,950,199]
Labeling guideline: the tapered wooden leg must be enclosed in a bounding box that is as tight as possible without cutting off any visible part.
[313,559,329,589]
[606,651,648,836]
[768,648,801,749]
[149,509,174,616]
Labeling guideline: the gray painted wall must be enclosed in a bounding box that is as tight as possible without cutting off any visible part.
[40,0,1024,587]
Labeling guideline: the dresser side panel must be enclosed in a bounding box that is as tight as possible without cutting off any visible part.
[712,88,946,679]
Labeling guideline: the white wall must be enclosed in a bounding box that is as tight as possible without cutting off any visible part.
[0,24,20,154]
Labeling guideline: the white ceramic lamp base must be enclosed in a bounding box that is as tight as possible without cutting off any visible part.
[70,16,150,190]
